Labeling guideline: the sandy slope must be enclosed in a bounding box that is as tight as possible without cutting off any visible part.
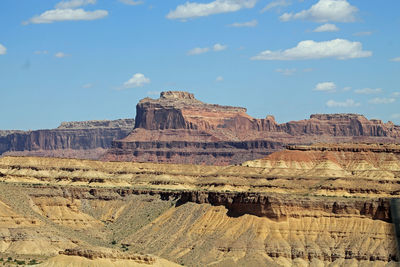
[0,144,399,266]
[39,255,181,267]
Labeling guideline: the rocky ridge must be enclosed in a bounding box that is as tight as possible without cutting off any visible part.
[0,119,135,159]
[2,91,399,165]
[104,91,400,165]
[58,119,135,129]
[40,248,180,267]
[0,143,400,266]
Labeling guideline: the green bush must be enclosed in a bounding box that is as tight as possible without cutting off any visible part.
[28,259,38,265]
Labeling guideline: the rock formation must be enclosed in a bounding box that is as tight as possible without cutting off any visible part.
[57,119,135,129]
[1,91,399,165]
[0,144,399,266]
[103,91,400,165]
[41,248,180,266]
[0,119,134,159]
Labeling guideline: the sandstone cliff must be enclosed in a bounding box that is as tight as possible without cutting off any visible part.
[135,93,399,138]
[2,91,400,165]
[0,119,134,159]
[104,91,400,165]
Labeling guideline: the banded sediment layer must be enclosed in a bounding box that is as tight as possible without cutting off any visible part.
[2,91,399,165]
[104,91,400,165]
[0,119,134,159]
[0,143,399,266]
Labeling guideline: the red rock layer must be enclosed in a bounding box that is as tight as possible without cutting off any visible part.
[0,119,135,157]
[104,91,400,165]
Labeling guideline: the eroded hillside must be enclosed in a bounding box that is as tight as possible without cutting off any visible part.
[0,144,399,266]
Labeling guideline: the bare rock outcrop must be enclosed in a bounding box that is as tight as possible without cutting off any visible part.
[0,119,135,158]
[104,91,400,165]
[60,248,155,263]
[282,113,399,137]
[0,153,398,266]
[58,119,134,129]
[2,91,400,165]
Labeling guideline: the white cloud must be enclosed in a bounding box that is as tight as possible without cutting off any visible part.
[313,23,339,32]
[26,8,108,24]
[187,47,210,55]
[0,44,6,55]
[82,83,93,88]
[326,99,360,108]
[391,57,400,62]
[354,88,382,94]
[369,97,395,104]
[280,0,358,23]
[392,92,400,97]
[216,76,224,82]
[342,86,351,91]
[260,0,290,13]
[188,43,227,55]
[251,39,371,60]
[213,43,227,51]
[229,19,257,27]
[55,0,96,9]
[34,50,48,55]
[314,82,336,92]
[55,52,68,58]
[392,114,400,119]
[276,68,297,75]
[353,31,372,36]
[118,0,144,5]
[123,73,150,88]
[166,0,257,20]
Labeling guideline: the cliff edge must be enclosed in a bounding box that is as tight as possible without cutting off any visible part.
[103,91,400,165]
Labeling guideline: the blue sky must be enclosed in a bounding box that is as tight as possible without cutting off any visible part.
[1,0,399,130]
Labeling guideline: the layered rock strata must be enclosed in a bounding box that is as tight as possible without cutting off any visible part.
[0,145,400,266]
[41,247,180,266]
[0,119,134,159]
[2,91,399,165]
[104,91,400,165]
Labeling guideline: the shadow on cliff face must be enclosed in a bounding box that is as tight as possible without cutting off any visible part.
[173,193,283,222]
[172,191,394,224]
[390,199,400,260]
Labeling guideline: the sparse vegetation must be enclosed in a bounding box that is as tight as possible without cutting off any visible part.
[0,150,398,266]
[28,259,38,265]
[121,244,130,252]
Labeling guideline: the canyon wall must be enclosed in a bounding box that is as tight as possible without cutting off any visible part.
[104,91,400,165]
[0,119,134,159]
[2,91,399,164]
[135,92,399,138]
